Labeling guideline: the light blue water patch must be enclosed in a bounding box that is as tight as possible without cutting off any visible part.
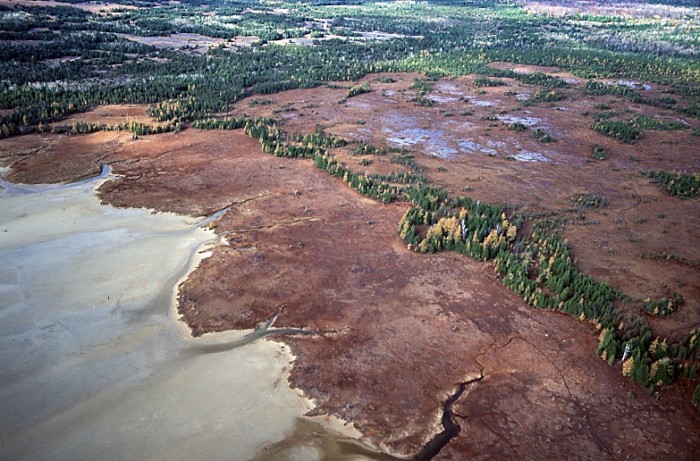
[610,80,652,91]
[486,140,507,148]
[511,151,550,163]
[457,140,498,156]
[465,96,498,107]
[467,99,496,107]
[497,114,543,127]
[384,127,457,159]
[385,128,430,148]
[427,94,459,103]
[432,145,458,158]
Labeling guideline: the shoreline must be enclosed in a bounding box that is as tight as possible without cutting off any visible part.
[0,166,384,461]
[0,164,394,459]
[3,105,698,458]
[160,188,381,452]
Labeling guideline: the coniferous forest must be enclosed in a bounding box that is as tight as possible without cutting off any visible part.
[1,0,700,446]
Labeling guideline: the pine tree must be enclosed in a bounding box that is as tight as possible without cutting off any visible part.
[693,384,700,409]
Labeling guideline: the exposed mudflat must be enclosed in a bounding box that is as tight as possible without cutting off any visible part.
[0,171,340,461]
[1,68,699,459]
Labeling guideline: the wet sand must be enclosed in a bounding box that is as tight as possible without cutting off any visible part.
[0,170,379,461]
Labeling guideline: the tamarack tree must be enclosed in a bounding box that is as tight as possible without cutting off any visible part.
[180,112,700,408]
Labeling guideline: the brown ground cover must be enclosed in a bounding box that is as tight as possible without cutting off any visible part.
[236,70,700,342]
[1,67,699,459]
[62,104,160,127]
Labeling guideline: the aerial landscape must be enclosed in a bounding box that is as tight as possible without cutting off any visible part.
[0,0,699,459]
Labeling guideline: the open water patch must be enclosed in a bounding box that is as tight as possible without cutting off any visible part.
[509,151,551,162]
[497,114,543,127]
[384,126,457,159]
[464,97,497,107]
[458,140,498,156]
[427,94,459,104]
[610,80,652,91]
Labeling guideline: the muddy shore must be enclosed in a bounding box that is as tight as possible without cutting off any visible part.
[2,71,699,459]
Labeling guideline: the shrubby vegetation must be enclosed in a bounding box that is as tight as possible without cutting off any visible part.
[394,183,699,391]
[1,0,699,406]
[532,89,566,103]
[582,80,700,122]
[532,128,556,143]
[589,113,688,143]
[643,293,684,317]
[398,197,515,259]
[410,79,433,94]
[68,119,180,137]
[411,96,434,107]
[570,194,608,209]
[474,77,506,87]
[1,0,699,138]
[339,82,371,103]
[592,110,617,121]
[592,120,644,143]
[477,68,569,88]
[643,170,700,197]
[506,121,526,132]
[633,115,688,131]
[591,144,609,160]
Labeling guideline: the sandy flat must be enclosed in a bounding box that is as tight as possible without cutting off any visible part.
[0,171,324,461]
